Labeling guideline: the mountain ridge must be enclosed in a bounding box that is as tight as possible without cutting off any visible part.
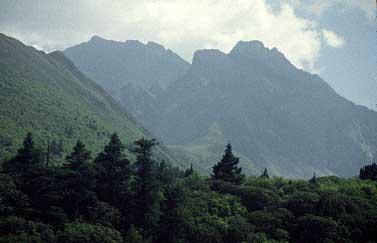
[64,35,190,92]
[64,37,377,177]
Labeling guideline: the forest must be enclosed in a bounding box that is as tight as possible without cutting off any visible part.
[0,133,376,243]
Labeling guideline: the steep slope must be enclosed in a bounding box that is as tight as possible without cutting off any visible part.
[0,33,184,167]
[64,36,190,123]
[150,41,377,177]
[63,37,377,177]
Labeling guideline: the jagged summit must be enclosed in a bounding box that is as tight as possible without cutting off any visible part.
[191,49,235,78]
[147,41,166,50]
[190,40,293,73]
[230,40,285,59]
[230,40,278,55]
[192,49,228,65]
[64,35,190,98]
[229,40,295,72]
[88,36,143,47]
[88,36,165,50]
[231,40,266,52]
[89,35,107,42]
[124,39,144,46]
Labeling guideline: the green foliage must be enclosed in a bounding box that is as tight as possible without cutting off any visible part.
[65,140,91,171]
[249,209,292,241]
[1,133,377,243]
[86,201,121,228]
[132,138,162,231]
[0,216,57,243]
[95,133,132,208]
[2,133,43,180]
[287,191,319,216]
[124,225,145,243]
[292,215,341,243]
[0,173,30,216]
[159,176,249,243]
[212,144,244,185]
[57,222,123,243]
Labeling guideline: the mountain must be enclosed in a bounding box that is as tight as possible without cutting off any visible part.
[64,37,377,178]
[150,41,377,177]
[64,36,190,123]
[0,33,185,167]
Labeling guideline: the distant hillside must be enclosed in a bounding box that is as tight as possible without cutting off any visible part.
[0,33,185,167]
[64,36,190,123]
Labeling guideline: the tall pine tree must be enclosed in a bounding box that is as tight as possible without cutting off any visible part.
[95,134,132,209]
[260,168,269,179]
[309,173,319,185]
[3,132,42,178]
[212,143,244,185]
[132,138,161,231]
[64,140,96,217]
[66,140,91,171]
[184,164,195,177]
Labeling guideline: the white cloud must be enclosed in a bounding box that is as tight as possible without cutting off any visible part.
[322,29,345,48]
[289,0,375,20]
[0,0,347,72]
[112,0,323,71]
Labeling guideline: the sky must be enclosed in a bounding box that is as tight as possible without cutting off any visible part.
[0,0,375,109]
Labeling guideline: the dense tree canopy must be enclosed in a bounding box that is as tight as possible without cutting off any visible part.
[0,133,376,243]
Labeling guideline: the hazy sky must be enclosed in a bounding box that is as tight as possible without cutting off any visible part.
[0,0,375,109]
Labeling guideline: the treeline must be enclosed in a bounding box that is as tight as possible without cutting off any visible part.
[0,133,377,243]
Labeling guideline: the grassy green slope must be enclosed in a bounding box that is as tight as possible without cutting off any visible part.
[0,33,183,166]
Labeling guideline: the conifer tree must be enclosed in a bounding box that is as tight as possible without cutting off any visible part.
[212,143,244,185]
[359,163,377,181]
[309,173,318,185]
[260,168,269,179]
[66,140,91,171]
[184,164,195,177]
[158,160,176,186]
[95,134,131,208]
[3,132,41,177]
[61,140,96,217]
[96,134,125,167]
[132,138,161,230]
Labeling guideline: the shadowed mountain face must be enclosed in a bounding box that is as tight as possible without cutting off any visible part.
[154,41,377,177]
[65,38,377,178]
[64,36,190,123]
[0,33,186,167]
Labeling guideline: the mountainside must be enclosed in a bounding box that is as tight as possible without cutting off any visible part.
[64,38,377,178]
[151,41,377,177]
[64,36,190,123]
[0,33,184,166]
